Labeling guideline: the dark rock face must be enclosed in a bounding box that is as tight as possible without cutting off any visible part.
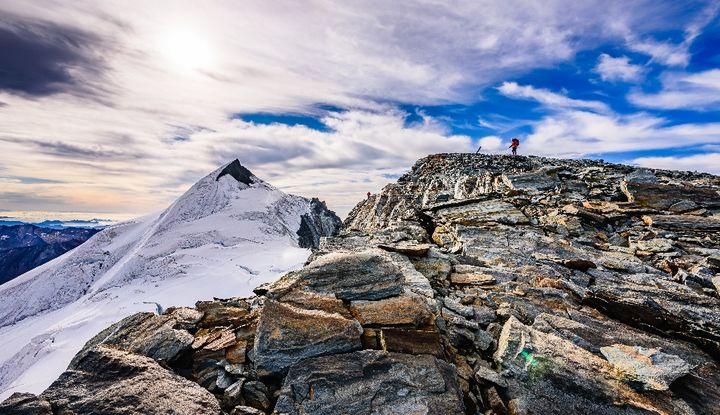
[4,153,720,414]
[0,224,99,284]
[216,159,255,184]
[274,350,464,415]
[296,198,342,249]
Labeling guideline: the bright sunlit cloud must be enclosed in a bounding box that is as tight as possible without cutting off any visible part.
[155,27,215,73]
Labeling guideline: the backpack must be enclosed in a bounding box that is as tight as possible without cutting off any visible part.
[511,138,520,146]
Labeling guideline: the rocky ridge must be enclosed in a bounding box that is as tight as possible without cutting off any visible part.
[2,153,719,415]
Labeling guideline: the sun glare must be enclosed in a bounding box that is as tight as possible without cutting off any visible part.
[157,28,214,73]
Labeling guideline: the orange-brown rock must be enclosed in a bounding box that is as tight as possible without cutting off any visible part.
[277,289,352,318]
[350,293,432,327]
[253,300,362,375]
[450,273,496,285]
[225,340,247,364]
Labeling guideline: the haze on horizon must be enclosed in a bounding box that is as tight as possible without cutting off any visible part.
[1,0,719,220]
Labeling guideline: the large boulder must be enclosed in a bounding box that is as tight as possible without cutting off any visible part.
[69,311,195,367]
[274,350,465,415]
[41,345,222,415]
[494,317,689,414]
[267,251,404,301]
[585,272,720,356]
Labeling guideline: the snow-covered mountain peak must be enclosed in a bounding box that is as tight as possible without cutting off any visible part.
[0,160,341,399]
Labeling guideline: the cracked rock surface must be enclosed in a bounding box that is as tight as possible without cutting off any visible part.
[3,153,720,414]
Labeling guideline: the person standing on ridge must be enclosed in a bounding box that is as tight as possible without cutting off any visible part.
[509,137,520,155]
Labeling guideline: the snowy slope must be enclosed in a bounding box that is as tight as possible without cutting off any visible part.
[0,160,340,400]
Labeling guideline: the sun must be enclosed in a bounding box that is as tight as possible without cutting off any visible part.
[156,28,215,73]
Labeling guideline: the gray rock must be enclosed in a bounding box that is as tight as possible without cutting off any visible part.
[474,329,495,351]
[274,350,464,415]
[532,311,714,369]
[0,393,53,415]
[443,296,475,318]
[474,366,508,388]
[231,406,265,415]
[472,305,497,325]
[269,251,404,301]
[600,344,692,390]
[216,369,234,390]
[494,317,683,414]
[253,300,362,376]
[433,199,529,226]
[223,379,245,408]
[242,380,270,411]
[586,271,720,357]
[41,345,222,414]
[296,198,343,249]
[502,169,561,192]
[632,238,674,253]
[70,312,193,367]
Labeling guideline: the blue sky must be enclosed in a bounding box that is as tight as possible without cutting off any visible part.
[241,12,720,164]
[0,1,719,219]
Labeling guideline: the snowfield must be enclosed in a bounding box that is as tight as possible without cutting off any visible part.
[0,161,334,400]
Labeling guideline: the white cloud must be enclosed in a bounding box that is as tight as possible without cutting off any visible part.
[477,136,503,152]
[497,82,609,113]
[477,118,498,130]
[498,79,720,159]
[633,153,720,175]
[595,54,644,82]
[627,39,691,67]
[625,2,719,67]
[522,109,720,157]
[628,69,720,110]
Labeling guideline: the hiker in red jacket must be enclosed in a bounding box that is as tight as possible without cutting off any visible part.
[509,138,520,155]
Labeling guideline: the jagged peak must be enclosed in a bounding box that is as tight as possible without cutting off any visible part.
[215,159,255,184]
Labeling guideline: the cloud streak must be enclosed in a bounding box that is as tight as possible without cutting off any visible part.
[497,82,610,113]
[0,13,110,98]
[629,69,720,110]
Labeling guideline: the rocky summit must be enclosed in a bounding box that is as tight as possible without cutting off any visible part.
[3,153,720,415]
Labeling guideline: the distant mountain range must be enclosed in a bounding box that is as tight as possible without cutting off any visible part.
[0,224,100,285]
[0,218,111,229]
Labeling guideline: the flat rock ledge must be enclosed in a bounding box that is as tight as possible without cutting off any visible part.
[3,153,720,415]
